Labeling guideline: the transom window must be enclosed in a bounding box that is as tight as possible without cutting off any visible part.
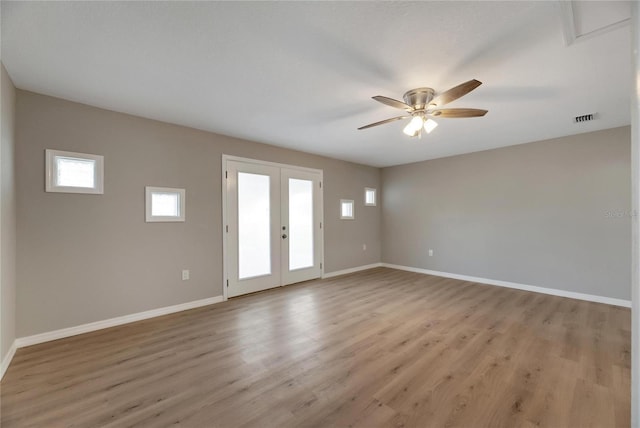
[45,149,104,194]
[340,199,354,219]
[146,187,186,222]
[365,188,377,206]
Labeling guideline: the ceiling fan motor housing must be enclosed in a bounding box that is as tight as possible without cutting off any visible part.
[403,88,435,110]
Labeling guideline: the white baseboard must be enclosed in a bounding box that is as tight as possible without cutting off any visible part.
[322,263,383,279]
[15,295,225,349]
[3,264,628,379]
[382,263,631,308]
[0,340,17,381]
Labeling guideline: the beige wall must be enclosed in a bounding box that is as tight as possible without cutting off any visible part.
[15,90,381,337]
[382,127,631,300]
[1,63,17,361]
[13,88,632,339]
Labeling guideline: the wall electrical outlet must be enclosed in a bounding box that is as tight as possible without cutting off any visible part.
[363,244,367,251]
[428,249,434,257]
[182,269,190,281]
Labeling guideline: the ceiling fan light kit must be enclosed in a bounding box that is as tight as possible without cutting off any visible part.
[402,116,438,137]
[423,118,438,133]
[359,79,488,138]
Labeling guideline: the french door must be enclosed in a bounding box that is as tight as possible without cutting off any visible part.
[224,158,322,298]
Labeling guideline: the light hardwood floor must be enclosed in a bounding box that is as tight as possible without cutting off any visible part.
[0,268,630,427]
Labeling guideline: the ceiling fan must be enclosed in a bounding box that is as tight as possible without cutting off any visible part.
[358,79,488,137]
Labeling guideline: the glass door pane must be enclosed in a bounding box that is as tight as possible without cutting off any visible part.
[238,172,271,279]
[288,178,314,270]
[281,167,321,286]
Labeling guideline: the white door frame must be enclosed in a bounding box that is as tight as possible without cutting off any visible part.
[221,154,324,300]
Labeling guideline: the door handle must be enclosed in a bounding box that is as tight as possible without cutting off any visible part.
[282,234,288,239]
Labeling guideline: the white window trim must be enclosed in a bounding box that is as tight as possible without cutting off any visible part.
[365,187,377,206]
[145,186,186,222]
[340,199,354,220]
[45,149,104,194]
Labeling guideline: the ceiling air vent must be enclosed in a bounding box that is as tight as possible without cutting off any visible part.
[574,113,596,123]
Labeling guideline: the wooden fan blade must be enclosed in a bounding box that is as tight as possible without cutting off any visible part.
[430,108,488,118]
[372,96,412,110]
[358,116,409,130]
[430,79,482,107]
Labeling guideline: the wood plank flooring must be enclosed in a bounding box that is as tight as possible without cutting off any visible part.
[0,268,631,427]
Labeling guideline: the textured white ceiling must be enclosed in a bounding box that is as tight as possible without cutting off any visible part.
[1,1,631,167]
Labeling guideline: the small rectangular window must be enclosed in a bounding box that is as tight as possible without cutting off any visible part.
[151,192,180,217]
[46,149,104,194]
[365,188,377,206]
[146,187,185,222]
[340,199,354,220]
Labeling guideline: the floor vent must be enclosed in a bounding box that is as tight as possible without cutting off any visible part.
[574,113,596,123]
